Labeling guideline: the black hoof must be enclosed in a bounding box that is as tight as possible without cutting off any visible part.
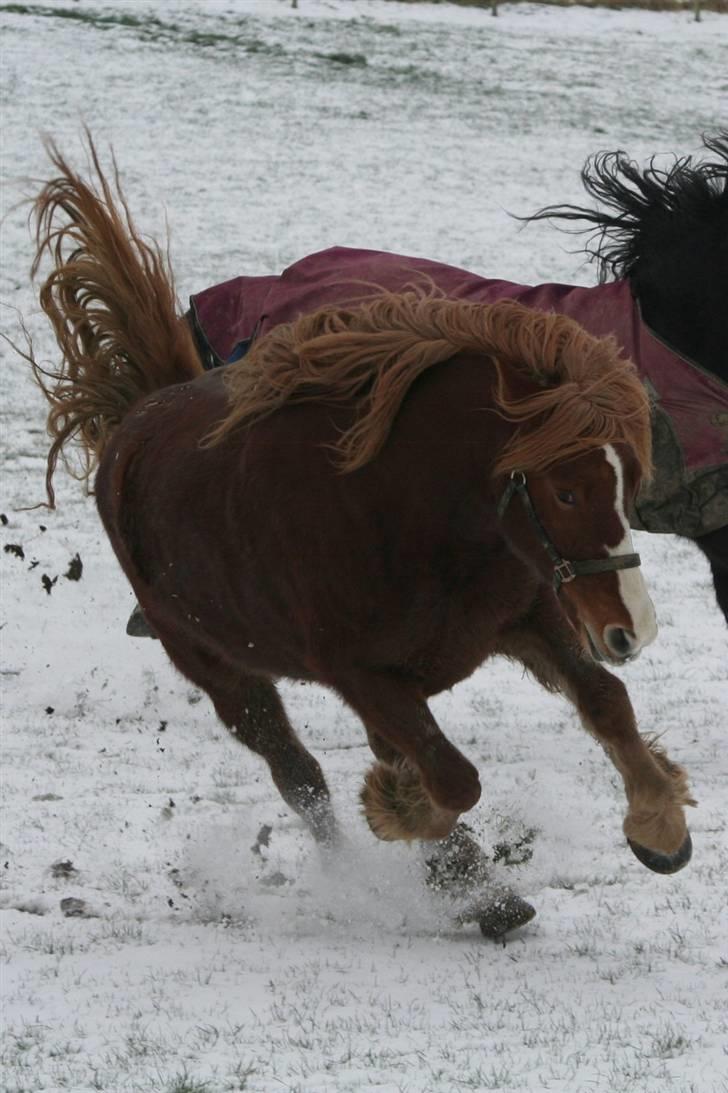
[459,888,536,940]
[425,823,491,895]
[627,831,692,874]
[478,891,536,939]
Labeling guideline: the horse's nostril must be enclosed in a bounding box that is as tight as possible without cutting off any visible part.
[599,625,633,655]
[604,626,636,659]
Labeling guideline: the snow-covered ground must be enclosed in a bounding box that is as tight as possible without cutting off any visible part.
[1,2,726,1091]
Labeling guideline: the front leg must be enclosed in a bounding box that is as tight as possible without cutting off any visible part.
[335,671,481,841]
[496,592,694,874]
[363,717,535,938]
[694,525,728,630]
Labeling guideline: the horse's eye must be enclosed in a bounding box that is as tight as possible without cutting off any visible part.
[557,489,576,506]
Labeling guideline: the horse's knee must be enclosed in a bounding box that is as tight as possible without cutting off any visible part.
[577,671,631,735]
[420,740,482,814]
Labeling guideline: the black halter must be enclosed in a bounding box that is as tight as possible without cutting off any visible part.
[497,471,642,593]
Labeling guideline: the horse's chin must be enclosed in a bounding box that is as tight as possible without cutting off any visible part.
[585,627,605,663]
[558,603,612,665]
[564,608,635,667]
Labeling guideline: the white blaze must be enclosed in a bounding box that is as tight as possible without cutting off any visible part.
[603,444,658,649]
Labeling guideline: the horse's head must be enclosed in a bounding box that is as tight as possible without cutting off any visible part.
[498,442,657,664]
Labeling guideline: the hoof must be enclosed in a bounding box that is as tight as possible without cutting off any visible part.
[425,822,491,895]
[459,888,537,940]
[627,831,692,874]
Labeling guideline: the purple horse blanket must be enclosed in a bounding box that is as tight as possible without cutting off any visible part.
[189,247,728,538]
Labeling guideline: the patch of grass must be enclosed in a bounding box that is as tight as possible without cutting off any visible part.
[106,1020,171,1070]
[226,1060,256,1090]
[317,51,368,67]
[388,0,728,11]
[566,938,599,958]
[99,917,147,945]
[0,3,287,57]
[185,30,238,49]
[11,929,76,956]
[362,18,402,35]
[458,1064,517,1090]
[650,1023,692,1058]
[242,39,285,58]
[0,4,174,32]
[2,1019,52,1075]
[102,868,149,901]
[163,1070,212,1093]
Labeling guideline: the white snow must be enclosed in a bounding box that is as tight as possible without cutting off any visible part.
[1,2,726,1091]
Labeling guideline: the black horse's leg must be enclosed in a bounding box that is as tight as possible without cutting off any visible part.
[496,592,694,874]
[693,526,728,628]
[146,624,337,845]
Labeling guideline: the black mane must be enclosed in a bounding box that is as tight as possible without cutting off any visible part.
[528,133,728,382]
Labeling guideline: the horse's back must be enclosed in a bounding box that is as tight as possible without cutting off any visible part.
[96,368,355,671]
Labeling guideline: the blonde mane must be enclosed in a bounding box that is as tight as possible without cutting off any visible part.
[207,292,652,478]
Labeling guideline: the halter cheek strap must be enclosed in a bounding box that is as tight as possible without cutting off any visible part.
[497,471,642,593]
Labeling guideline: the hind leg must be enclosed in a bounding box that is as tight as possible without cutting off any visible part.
[148,624,338,845]
[214,674,338,846]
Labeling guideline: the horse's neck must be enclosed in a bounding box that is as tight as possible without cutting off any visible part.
[383,349,517,511]
[637,284,728,387]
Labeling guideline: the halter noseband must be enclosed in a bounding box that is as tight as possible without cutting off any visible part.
[497,471,642,593]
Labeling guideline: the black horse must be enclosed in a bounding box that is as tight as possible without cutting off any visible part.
[527,133,728,626]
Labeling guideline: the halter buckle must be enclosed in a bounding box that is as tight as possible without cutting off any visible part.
[554,559,576,586]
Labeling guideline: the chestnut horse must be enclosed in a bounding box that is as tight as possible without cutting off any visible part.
[29,141,694,935]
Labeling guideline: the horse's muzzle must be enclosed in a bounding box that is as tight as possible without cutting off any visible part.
[585,624,641,666]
